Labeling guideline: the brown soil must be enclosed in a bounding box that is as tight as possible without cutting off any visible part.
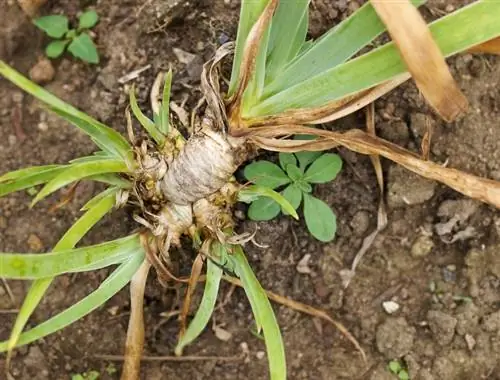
[1,1,499,379]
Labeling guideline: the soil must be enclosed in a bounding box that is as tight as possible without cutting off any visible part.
[1,1,499,379]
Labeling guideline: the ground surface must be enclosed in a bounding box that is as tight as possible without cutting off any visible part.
[0,1,499,379]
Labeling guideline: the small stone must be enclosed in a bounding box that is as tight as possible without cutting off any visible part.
[27,233,44,252]
[427,310,457,345]
[464,334,476,351]
[455,302,479,336]
[37,121,49,132]
[350,210,371,236]
[29,58,55,84]
[411,235,434,258]
[382,301,400,315]
[256,351,265,360]
[387,166,436,208]
[213,325,232,341]
[376,317,416,359]
[296,254,312,274]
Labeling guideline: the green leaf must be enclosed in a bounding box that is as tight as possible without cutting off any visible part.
[399,370,410,380]
[0,62,133,163]
[244,161,290,189]
[292,135,322,170]
[0,235,139,279]
[67,33,99,64]
[265,0,310,80]
[175,258,223,355]
[0,165,66,198]
[88,174,131,189]
[81,187,118,211]
[33,15,69,38]
[0,253,144,352]
[248,197,280,221]
[228,0,270,96]
[159,69,173,134]
[31,159,129,206]
[296,180,312,193]
[251,1,500,116]
[303,194,336,242]
[304,153,342,183]
[281,184,302,215]
[388,361,402,374]
[278,153,296,171]
[285,164,303,182]
[78,10,99,30]
[230,246,286,380]
[45,40,69,58]
[263,0,425,97]
[239,185,298,219]
[129,86,165,145]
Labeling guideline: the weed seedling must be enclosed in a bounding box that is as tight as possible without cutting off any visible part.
[388,360,410,380]
[71,370,100,380]
[244,149,342,242]
[34,10,100,64]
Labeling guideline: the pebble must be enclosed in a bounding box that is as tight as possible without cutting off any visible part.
[411,235,434,258]
[256,351,265,360]
[350,210,370,236]
[387,166,436,208]
[29,58,55,84]
[382,300,400,314]
[27,233,44,252]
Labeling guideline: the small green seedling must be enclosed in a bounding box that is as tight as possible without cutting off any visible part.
[34,10,100,64]
[388,360,410,380]
[71,370,100,380]
[244,149,342,242]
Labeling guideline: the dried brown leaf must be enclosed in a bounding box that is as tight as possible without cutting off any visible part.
[468,37,500,55]
[179,254,204,336]
[246,125,500,209]
[121,260,151,380]
[371,0,468,122]
[17,0,47,17]
[227,0,279,121]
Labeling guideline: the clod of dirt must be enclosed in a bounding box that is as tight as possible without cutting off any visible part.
[411,234,434,258]
[417,368,435,380]
[378,120,410,146]
[465,245,500,296]
[455,302,480,336]
[434,199,480,243]
[173,47,204,80]
[409,112,433,139]
[350,210,371,236]
[29,58,55,84]
[375,317,416,359]
[427,310,457,346]
[23,346,49,378]
[481,310,500,332]
[387,166,436,208]
[27,233,43,252]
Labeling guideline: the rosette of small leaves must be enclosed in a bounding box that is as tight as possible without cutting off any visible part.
[244,150,342,242]
[34,10,100,64]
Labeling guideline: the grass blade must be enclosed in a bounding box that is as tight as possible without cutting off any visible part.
[81,187,118,211]
[265,0,310,81]
[129,86,165,145]
[230,245,286,380]
[3,192,121,355]
[0,253,144,352]
[371,0,467,121]
[159,69,173,134]
[0,235,139,279]
[239,185,299,220]
[175,258,223,356]
[228,0,270,97]
[31,159,129,206]
[88,174,132,189]
[250,0,500,117]
[0,165,66,197]
[262,0,425,97]
[0,61,132,162]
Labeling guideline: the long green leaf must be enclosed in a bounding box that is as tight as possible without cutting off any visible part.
[250,0,500,116]
[0,253,144,352]
[129,87,165,145]
[32,159,129,206]
[228,0,271,96]
[263,0,425,97]
[265,0,310,81]
[0,61,132,162]
[0,165,66,197]
[159,69,173,134]
[0,235,139,279]
[239,185,299,219]
[4,193,121,353]
[88,174,131,189]
[230,246,286,380]
[175,258,223,355]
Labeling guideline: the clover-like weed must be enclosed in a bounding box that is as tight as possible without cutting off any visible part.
[244,147,342,242]
[34,10,100,64]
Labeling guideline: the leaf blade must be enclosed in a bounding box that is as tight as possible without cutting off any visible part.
[248,196,281,221]
[67,33,99,64]
[303,194,336,242]
[78,10,99,30]
[281,184,302,215]
[0,165,66,198]
[33,15,69,38]
[304,153,343,183]
[45,40,69,58]
[129,86,165,145]
[240,184,298,219]
[244,161,290,189]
